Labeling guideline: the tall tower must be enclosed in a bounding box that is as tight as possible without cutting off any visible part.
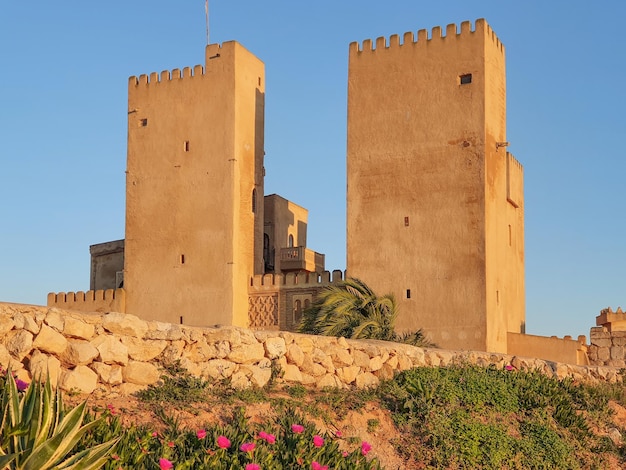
[347,19,524,353]
[124,41,265,327]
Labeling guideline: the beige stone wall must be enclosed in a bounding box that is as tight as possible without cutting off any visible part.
[0,304,620,397]
[47,290,125,315]
[507,332,588,366]
[124,41,264,328]
[346,19,524,353]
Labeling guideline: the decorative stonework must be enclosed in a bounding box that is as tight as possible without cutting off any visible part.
[248,294,279,328]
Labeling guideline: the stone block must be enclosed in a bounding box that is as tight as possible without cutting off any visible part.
[0,314,15,334]
[204,327,241,344]
[123,361,160,385]
[337,365,360,384]
[63,340,99,366]
[22,315,40,335]
[355,371,379,389]
[385,355,399,369]
[597,347,610,362]
[5,330,33,360]
[593,339,612,348]
[60,365,98,394]
[91,336,129,365]
[369,356,384,372]
[240,364,272,388]
[294,336,314,353]
[332,348,353,367]
[33,324,68,355]
[102,312,148,338]
[264,337,287,359]
[611,346,625,360]
[286,343,304,367]
[228,342,265,364]
[45,309,65,331]
[63,317,95,340]
[317,373,341,389]
[230,371,251,389]
[29,350,61,386]
[146,322,183,341]
[283,364,303,382]
[91,362,123,385]
[122,337,168,362]
[201,359,237,380]
[376,363,395,381]
[352,349,370,368]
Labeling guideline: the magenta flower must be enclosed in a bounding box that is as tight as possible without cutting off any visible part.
[245,464,261,470]
[505,364,514,371]
[167,441,174,448]
[311,462,328,470]
[196,429,207,439]
[159,458,173,470]
[313,435,324,447]
[15,379,29,392]
[335,430,342,437]
[258,431,276,444]
[291,424,304,434]
[240,442,255,453]
[361,441,372,456]
[217,435,231,449]
[342,451,349,457]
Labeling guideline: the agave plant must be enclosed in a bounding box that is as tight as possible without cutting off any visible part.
[0,372,118,470]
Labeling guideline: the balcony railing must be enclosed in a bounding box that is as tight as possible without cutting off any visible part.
[279,246,325,273]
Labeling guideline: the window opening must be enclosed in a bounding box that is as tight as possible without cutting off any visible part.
[404,216,410,227]
[139,118,148,127]
[288,234,294,248]
[184,141,190,152]
[406,289,411,299]
[460,74,472,85]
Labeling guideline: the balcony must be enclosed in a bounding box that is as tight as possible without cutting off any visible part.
[279,246,325,273]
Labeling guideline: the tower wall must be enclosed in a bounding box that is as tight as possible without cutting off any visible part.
[347,19,524,352]
[124,41,264,327]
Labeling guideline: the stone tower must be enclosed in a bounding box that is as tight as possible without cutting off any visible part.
[124,41,265,327]
[346,19,524,353]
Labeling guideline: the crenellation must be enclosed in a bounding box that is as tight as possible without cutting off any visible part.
[350,19,503,59]
[182,66,192,78]
[150,72,159,83]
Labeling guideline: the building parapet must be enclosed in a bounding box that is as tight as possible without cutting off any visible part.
[47,289,126,314]
[250,270,345,290]
[349,19,503,55]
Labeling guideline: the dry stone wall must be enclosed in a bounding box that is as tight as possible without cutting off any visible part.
[0,303,622,396]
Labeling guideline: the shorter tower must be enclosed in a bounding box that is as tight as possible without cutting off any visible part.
[124,41,265,327]
[347,19,524,353]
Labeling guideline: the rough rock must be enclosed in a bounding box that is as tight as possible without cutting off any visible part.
[63,340,100,366]
[102,312,148,338]
[123,361,160,385]
[91,336,129,365]
[63,316,95,340]
[60,365,98,393]
[33,324,68,355]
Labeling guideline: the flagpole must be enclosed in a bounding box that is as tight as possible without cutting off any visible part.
[205,0,209,45]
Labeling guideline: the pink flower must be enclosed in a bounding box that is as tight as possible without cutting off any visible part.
[258,431,276,444]
[505,364,514,371]
[291,424,304,434]
[15,379,29,392]
[311,462,328,470]
[167,441,174,448]
[196,429,206,439]
[217,435,231,449]
[240,442,255,453]
[335,430,342,437]
[159,458,173,470]
[361,441,372,456]
[342,451,349,457]
[313,435,324,447]
[106,404,117,415]
[245,464,261,470]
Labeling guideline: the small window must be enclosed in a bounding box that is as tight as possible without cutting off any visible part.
[184,141,190,152]
[139,118,148,127]
[460,74,472,85]
[252,188,257,213]
[180,254,185,264]
[404,216,410,227]
[179,316,184,324]
[406,289,411,299]
[288,234,294,248]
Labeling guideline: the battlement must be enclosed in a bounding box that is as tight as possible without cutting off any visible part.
[128,41,244,87]
[249,270,345,290]
[47,289,126,314]
[349,18,503,56]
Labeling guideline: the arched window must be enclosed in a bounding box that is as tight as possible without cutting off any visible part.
[288,234,294,247]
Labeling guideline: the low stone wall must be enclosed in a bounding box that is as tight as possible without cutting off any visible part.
[0,302,622,396]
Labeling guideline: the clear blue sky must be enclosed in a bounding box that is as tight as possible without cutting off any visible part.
[1,1,624,340]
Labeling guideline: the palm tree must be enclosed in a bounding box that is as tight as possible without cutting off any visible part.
[298,278,433,347]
